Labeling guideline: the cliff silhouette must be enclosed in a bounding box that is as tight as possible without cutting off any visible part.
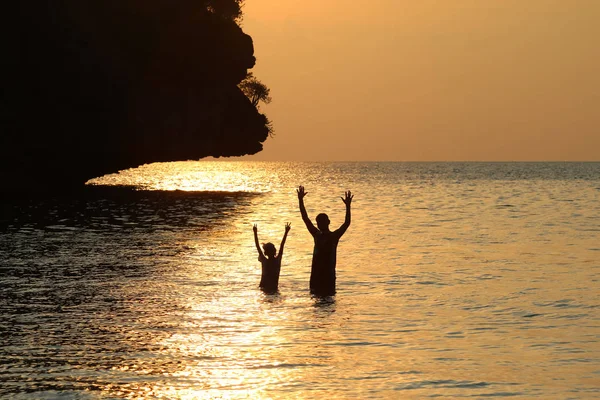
[1,1,270,191]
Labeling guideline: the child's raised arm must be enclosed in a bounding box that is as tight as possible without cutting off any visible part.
[253,224,265,260]
[278,222,291,258]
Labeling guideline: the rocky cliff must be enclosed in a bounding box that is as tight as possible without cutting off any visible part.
[0,1,270,191]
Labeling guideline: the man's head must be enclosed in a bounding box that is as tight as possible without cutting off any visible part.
[316,213,330,231]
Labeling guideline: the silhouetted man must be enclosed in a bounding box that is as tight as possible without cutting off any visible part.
[297,186,353,296]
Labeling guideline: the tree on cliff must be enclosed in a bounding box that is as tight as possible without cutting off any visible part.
[239,73,272,108]
[205,0,245,21]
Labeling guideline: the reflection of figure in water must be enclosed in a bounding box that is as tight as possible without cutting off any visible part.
[297,186,353,296]
[253,223,291,293]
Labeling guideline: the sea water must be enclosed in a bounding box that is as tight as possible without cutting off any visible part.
[1,162,599,399]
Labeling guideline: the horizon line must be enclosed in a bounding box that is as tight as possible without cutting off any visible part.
[201,158,600,163]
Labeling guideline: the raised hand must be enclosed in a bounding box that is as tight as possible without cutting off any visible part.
[297,186,308,200]
[341,190,353,206]
[285,222,291,232]
[297,185,317,233]
[253,223,264,257]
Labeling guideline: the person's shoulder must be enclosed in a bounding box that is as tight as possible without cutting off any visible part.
[332,228,345,238]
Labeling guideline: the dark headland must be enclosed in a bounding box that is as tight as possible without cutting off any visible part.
[0,1,270,192]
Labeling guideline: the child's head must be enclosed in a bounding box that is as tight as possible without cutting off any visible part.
[262,242,276,258]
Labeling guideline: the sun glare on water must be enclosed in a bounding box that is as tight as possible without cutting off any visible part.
[87,161,275,192]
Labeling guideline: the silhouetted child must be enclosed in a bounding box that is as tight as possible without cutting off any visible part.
[253,223,291,294]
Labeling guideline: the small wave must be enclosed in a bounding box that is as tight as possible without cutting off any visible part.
[535,299,579,308]
[522,313,543,318]
[397,379,491,390]
[416,280,448,286]
[476,391,525,397]
[248,362,324,370]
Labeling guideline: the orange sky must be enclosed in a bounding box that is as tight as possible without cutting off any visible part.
[238,0,599,161]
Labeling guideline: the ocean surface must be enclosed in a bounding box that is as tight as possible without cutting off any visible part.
[1,161,599,399]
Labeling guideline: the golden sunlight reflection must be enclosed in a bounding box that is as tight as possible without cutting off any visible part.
[77,162,599,399]
[94,218,308,399]
[87,161,278,192]
[149,310,297,399]
[110,207,402,399]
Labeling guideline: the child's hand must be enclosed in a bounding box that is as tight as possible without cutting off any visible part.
[253,224,258,233]
[297,186,307,199]
[285,222,291,232]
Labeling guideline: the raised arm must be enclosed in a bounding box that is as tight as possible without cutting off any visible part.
[297,186,318,235]
[278,222,291,258]
[253,224,265,260]
[336,190,353,236]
